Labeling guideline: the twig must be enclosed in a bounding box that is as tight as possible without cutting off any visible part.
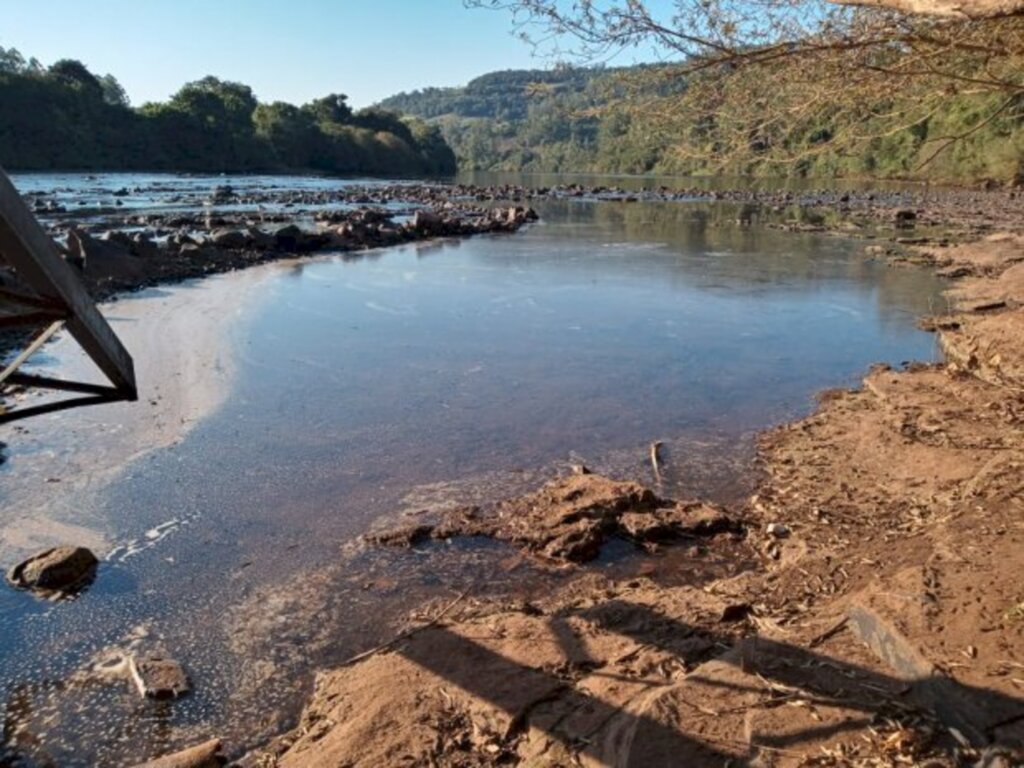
[808,616,850,648]
[649,440,663,484]
[338,589,470,667]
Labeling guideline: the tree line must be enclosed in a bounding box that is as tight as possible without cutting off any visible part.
[381,60,1024,184]
[0,48,456,176]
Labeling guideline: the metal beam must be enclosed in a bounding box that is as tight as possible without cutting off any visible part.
[0,167,136,399]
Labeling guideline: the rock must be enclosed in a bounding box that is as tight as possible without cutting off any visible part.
[766,522,790,539]
[412,210,442,234]
[720,603,753,622]
[168,232,197,250]
[620,501,736,542]
[390,474,743,564]
[894,209,918,227]
[129,653,191,699]
[130,233,160,259]
[67,228,149,283]
[130,739,225,768]
[272,224,324,252]
[210,228,249,250]
[7,546,98,593]
[365,524,435,548]
[245,227,275,250]
[272,224,304,250]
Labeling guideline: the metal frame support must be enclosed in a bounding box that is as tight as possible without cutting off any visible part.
[0,165,137,424]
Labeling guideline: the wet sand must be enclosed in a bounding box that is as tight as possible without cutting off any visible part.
[0,266,280,563]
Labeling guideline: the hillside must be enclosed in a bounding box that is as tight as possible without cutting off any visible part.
[379,63,1024,184]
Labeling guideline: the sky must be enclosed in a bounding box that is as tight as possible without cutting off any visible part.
[0,0,569,108]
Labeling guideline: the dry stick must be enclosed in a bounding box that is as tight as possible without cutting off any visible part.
[649,440,663,485]
[808,616,850,649]
[338,589,470,668]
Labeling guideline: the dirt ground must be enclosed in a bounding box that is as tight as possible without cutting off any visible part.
[230,229,1024,768]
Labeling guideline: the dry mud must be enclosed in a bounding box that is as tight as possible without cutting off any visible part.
[241,234,1024,767]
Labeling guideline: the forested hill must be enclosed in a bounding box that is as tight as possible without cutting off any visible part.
[378,67,610,122]
[379,64,1024,185]
[378,66,645,175]
[0,47,456,176]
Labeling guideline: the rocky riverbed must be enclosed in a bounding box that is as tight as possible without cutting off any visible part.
[3,197,537,304]
[7,177,1024,313]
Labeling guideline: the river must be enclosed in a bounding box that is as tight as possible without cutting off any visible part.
[0,172,946,766]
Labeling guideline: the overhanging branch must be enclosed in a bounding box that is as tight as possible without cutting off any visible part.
[832,0,1024,19]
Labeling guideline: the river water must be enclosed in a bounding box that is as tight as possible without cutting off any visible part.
[0,173,946,766]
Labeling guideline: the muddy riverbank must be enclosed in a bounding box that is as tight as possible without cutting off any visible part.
[0,174,1004,766]
[240,223,1024,765]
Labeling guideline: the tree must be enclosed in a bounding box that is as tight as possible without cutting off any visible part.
[466,1,1024,171]
[303,93,353,125]
[169,76,258,131]
[0,46,26,74]
[48,59,103,96]
[99,74,130,107]
[253,101,319,167]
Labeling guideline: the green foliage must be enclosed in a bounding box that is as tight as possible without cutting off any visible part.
[0,53,456,176]
[380,63,1024,184]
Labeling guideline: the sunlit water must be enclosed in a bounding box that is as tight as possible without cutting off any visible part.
[0,174,947,766]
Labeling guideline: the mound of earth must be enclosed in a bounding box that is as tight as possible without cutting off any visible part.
[366,473,740,564]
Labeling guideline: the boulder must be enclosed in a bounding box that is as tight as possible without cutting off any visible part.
[412,210,443,234]
[272,224,325,252]
[67,228,149,283]
[7,546,98,593]
[245,227,275,250]
[210,228,249,250]
[130,739,224,768]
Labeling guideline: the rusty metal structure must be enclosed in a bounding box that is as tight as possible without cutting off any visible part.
[0,167,136,424]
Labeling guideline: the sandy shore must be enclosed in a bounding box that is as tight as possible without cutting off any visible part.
[240,231,1024,766]
[0,265,278,563]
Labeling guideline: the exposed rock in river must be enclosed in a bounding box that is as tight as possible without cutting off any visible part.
[367,473,740,564]
[7,545,98,594]
[129,653,191,699]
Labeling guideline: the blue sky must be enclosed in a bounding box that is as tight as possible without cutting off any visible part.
[0,0,569,108]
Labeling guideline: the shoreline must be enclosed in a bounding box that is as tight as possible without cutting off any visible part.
[3,177,1021,765]
[234,201,1024,766]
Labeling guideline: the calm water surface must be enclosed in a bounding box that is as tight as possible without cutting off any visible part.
[0,174,947,766]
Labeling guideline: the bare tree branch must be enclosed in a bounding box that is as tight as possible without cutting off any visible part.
[832,0,1024,19]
